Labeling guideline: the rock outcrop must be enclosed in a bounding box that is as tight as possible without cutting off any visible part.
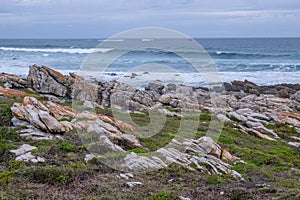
[3,65,300,179]
[0,72,28,88]
[11,96,73,133]
[28,65,68,97]
[0,88,28,98]
[118,136,241,179]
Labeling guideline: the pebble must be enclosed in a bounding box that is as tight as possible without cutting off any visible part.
[126,182,143,187]
[179,196,191,200]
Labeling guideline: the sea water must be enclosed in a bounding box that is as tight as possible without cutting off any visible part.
[0,38,299,86]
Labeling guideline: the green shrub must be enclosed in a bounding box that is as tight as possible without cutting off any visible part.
[127,148,148,154]
[149,190,179,200]
[59,141,75,152]
[206,174,224,185]
[0,97,17,126]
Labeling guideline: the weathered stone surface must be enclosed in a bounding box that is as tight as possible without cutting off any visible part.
[288,142,300,149]
[9,144,45,163]
[126,182,143,187]
[0,88,27,98]
[40,94,65,104]
[123,152,167,171]
[250,129,276,141]
[228,111,247,122]
[216,114,232,123]
[45,101,77,120]
[119,136,240,179]
[291,91,300,102]
[71,81,99,102]
[28,65,68,97]
[157,108,183,118]
[0,72,28,88]
[268,111,300,127]
[9,144,37,156]
[72,110,142,150]
[11,96,73,133]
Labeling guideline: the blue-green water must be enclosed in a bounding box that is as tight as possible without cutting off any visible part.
[0,38,299,85]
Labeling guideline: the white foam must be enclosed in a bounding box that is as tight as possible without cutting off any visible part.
[0,47,114,54]
[141,39,153,42]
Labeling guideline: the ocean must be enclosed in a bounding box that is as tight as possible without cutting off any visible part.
[0,38,299,87]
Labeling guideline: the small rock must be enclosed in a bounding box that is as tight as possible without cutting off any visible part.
[16,152,36,162]
[228,111,247,122]
[288,142,300,149]
[290,168,300,174]
[255,183,270,188]
[246,121,262,128]
[125,173,134,178]
[84,154,95,162]
[168,179,174,183]
[220,191,225,196]
[119,173,129,179]
[126,182,143,187]
[119,173,134,180]
[9,144,37,156]
[236,108,253,116]
[179,196,191,200]
[250,113,270,121]
[290,136,300,141]
[37,156,45,163]
[291,91,300,102]
[10,144,45,163]
[216,114,232,123]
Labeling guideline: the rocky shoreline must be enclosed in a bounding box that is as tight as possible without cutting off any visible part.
[0,64,299,199]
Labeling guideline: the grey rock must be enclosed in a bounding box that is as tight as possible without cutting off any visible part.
[9,144,37,156]
[10,144,45,163]
[246,121,263,128]
[126,182,143,187]
[15,152,36,162]
[288,142,300,149]
[123,152,167,171]
[179,197,191,200]
[28,65,67,97]
[291,91,300,102]
[84,154,95,162]
[228,111,247,122]
[119,173,134,180]
[236,108,253,116]
[216,114,232,123]
[11,97,71,133]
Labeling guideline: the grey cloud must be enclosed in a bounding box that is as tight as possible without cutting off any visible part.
[0,0,299,37]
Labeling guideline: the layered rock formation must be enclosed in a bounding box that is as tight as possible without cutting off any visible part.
[2,64,299,175]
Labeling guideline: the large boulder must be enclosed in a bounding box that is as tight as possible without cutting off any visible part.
[28,65,68,97]
[11,96,73,133]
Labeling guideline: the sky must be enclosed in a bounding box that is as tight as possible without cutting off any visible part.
[0,0,300,38]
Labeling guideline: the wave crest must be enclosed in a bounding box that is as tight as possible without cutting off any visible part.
[0,47,114,54]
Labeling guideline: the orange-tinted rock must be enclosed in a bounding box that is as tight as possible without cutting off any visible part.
[221,149,237,162]
[98,114,135,131]
[270,111,300,127]
[11,96,72,133]
[69,72,84,82]
[0,88,27,98]
[41,66,66,84]
[45,101,77,120]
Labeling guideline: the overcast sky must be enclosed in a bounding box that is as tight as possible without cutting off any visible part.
[0,0,300,38]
